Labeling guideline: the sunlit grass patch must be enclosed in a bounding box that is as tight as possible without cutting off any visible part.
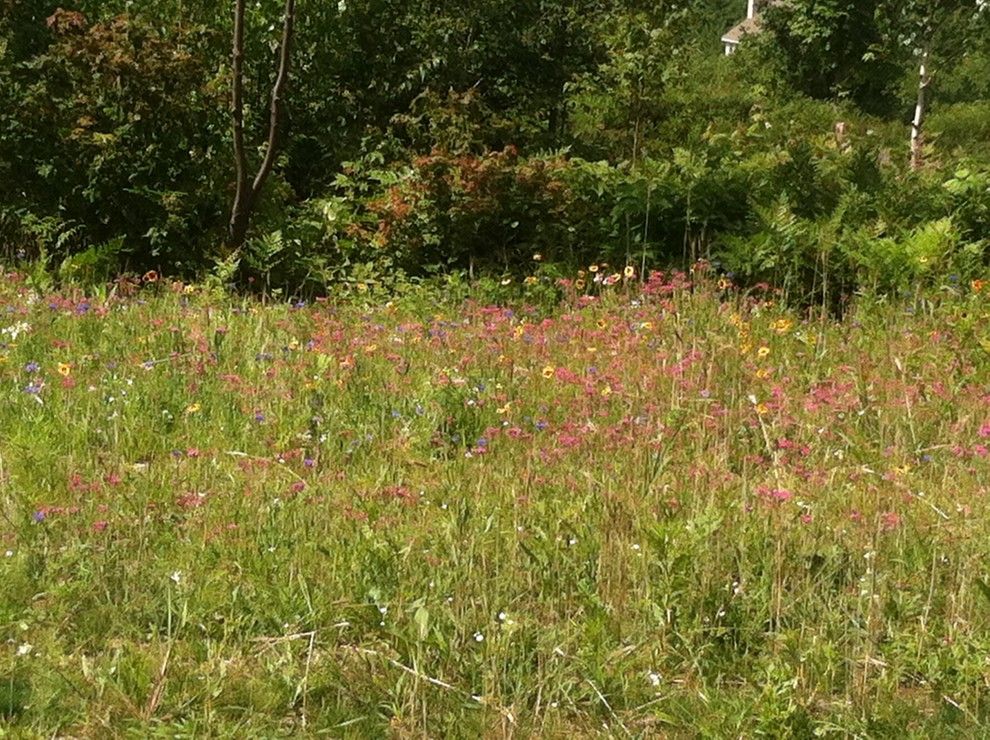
[1,270,990,735]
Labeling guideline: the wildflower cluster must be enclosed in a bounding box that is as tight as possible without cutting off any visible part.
[0,268,988,735]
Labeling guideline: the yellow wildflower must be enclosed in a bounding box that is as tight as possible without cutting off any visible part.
[771,319,794,335]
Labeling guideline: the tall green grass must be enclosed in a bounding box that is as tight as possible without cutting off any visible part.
[2,269,990,736]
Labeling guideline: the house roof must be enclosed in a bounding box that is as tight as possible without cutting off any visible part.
[721,16,762,45]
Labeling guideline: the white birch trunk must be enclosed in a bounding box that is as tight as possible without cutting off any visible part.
[910,47,931,171]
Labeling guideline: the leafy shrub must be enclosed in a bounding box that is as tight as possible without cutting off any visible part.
[0,9,228,271]
[369,147,583,273]
[720,202,982,306]
[944,166,990,243]
[845,218,964,293]
[276,148,624,283]
[928,103,990,162]
[258,123,990,301]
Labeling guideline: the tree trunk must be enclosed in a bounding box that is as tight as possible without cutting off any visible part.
[227,193,253,249]
[226,0,296,250]
[910,46,931,171]
[228,0,250,248]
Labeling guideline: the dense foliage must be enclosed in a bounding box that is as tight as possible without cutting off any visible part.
[0,0,988,300]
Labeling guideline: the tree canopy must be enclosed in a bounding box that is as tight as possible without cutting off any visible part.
[0,0,988,299]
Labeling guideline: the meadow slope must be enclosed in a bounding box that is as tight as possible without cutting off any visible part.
[2,269,990,736]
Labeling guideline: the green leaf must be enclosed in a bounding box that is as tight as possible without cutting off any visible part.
[413,606,430,640]
[975,579,990,607]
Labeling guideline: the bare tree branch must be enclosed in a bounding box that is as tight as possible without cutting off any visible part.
[252,0,296,198]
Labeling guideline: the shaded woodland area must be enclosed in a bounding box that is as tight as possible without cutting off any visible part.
[1,1,988,301]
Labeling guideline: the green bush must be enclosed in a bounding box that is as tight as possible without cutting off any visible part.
[930,103,990,163]
[944,166,990,245]
[0,9,229,271]
[254,127,990,300]
[715,143,990,302]
[287,149,622,280]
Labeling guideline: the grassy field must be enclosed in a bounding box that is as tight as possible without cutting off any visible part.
[2,267,990,737]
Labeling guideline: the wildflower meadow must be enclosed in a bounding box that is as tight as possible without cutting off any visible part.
[2,267,990,736]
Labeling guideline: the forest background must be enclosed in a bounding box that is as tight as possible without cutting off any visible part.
[1,0,989,303]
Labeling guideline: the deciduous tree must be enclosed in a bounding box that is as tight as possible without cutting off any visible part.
[759,0,901,115]
[877,0,990,168]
